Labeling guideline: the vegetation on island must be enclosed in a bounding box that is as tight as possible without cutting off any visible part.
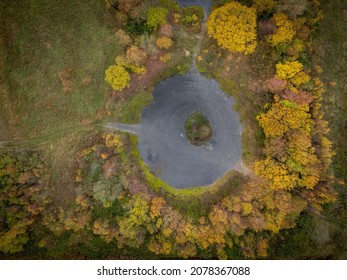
[185,112,213,146]
[0,0,346,260]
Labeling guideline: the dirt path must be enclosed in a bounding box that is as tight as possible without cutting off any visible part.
[308,205,347,228]
[0,122,101,148]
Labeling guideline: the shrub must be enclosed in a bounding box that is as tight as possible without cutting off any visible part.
[125,46,147,66]
[115,29,132,46]
[160,53,172,63]
[159,23,173,38]
[156,37,173,49]
[125,19,151,36]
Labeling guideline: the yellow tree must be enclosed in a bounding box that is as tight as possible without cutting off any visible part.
[275,60,310,88]
[207,2,257,54]
[254,157,297,190]
[256,98,312,138]
[105,64,130,90]
[267,13,295,46]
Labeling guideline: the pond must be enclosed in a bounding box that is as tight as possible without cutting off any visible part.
[137,71,242,188]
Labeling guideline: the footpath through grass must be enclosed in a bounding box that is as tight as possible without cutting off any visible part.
[0,0,119,139]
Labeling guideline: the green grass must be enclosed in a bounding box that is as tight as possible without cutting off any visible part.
[113,90,153,124]
[315,0,347,182]
[0,0,119,139]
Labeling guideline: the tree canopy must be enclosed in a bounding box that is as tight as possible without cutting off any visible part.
[147,7,168,31]
[207,2,257,54]
[105,64,130,91]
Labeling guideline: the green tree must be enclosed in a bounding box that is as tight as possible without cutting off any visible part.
[147,7,168,31]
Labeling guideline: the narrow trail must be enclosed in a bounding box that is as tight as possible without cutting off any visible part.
[308,206,347,228]
[104,123,140,135]
[0,122,104,148]
[192,22,207,73]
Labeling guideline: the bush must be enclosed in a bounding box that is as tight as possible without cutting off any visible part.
[115,29,132,46]
[125,46,147,66]
[125,19,151,36]
[156,37,173,49]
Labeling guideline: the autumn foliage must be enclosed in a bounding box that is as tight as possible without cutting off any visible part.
[207,2,257,54]
[0,0,338,260]
[156,37,173,49]
[105,64,130,90]
[275,60,310,88]
[252,0,277,14]
[267,13,295,46]
[256,98,311,138]
[0,152,50,253]
[147,7,168,31]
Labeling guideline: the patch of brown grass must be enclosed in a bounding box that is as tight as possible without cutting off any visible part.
[45,130,96,207]
[58,68,74,93]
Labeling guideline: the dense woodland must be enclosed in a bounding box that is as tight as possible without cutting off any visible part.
[0,0,346,259]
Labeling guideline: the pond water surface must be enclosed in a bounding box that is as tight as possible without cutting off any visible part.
[137,71,242,188]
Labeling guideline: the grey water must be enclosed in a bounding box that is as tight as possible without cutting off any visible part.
[137,72,242,188]
[175,0,213,20]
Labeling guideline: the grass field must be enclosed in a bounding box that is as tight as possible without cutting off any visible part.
[315,0,347,182]
[0,0,119,139]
